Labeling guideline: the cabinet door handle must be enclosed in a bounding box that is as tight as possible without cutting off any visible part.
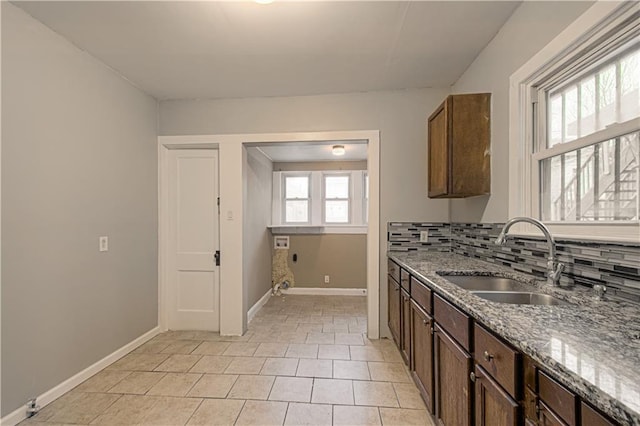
[483,351,494,362]
[422,319,428,325]
[470,371,476,382]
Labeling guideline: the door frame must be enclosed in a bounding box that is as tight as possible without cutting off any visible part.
[158,130,381,338]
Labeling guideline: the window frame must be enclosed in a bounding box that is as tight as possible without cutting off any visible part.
[282,172,311,225]
[509,2,640,242]
[322,172,351,224]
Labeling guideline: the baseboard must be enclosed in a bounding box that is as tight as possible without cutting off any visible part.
[281,287,367,296]
[248,289,272,323]
[1,326,161,426]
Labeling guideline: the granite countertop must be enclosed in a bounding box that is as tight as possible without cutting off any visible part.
[388,251,640,425]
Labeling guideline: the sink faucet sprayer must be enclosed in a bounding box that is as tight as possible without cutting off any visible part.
[495,217,565,287]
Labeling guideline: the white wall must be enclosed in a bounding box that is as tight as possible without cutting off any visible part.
[450,1,593,223]
[1,3,158,416]
[160,88,451,336]
[243,147,274,316]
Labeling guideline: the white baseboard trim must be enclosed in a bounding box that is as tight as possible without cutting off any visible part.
[281,287,367,296]
[247,289,272,323]
[1,326,161,426]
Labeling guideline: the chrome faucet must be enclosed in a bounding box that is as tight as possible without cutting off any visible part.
[495,217,565,287]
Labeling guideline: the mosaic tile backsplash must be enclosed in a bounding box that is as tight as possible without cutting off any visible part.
[388,222,640,302]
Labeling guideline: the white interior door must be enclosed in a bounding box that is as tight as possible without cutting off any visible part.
[168,149,220,331]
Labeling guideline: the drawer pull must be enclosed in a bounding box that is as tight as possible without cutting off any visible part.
[470,371,476,382]
[483,351,494,362]
[422,319,428,325]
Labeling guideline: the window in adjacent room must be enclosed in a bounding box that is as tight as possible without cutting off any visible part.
[283,174,310,224]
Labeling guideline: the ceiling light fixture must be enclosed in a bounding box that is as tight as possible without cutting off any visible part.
[254,0,274,4]
[332,145,346,156]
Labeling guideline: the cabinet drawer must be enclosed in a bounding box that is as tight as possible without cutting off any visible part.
[580,402,616,426]
[388,259,400,282]
[538,371,577,426]
[434,294,471,351]
[411,277,432,314]
[474,323,521,398]
[400,269,411,292]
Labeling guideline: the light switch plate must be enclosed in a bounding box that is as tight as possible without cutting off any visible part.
[99,236,109,252]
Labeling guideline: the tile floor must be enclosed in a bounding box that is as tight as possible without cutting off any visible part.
[22,295,435,425]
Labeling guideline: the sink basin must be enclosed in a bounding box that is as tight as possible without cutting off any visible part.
[442,275,531,292]
[472,291,569,306]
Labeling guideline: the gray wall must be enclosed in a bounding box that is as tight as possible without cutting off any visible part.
[450,1,594,223]
[287,234,367,289]
[160,88,452,337]
[243,148,274,310]
[1,3,158,416]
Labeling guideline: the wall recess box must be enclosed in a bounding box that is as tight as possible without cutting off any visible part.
[274,236,290,249]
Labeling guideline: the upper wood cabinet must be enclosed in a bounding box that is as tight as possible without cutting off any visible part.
[427,93,491,198]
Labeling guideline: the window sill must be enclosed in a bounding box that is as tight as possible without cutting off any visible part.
[268,225,368,235]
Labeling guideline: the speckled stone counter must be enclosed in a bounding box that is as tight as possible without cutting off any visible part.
[388,251,640,425]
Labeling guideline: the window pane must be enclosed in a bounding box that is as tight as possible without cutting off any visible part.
[546,45,640,148]
[285,200,308,223]
[285,176,308,199]
[541,131,639,222]
[325,175,349,198]
[325,200,349,223]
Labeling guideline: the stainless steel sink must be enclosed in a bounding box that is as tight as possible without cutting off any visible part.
[472,291,569,306]
[442,275,531,292]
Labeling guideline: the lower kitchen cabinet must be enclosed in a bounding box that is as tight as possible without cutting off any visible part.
[474,365,520,426]
[400,288,411,365]
[434,323,473,426]
[538,401,569,426]
[410,300,434,414]
[388,276,401,345]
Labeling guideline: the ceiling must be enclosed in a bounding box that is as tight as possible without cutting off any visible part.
[13,1,521,101]
[257,141,368,162]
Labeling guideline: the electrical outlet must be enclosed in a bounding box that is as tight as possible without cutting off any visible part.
[324,275,330,284]
[99,236,109,252]
[420,231,429,242]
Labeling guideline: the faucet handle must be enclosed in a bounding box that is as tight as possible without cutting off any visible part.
[593,284,607,300]
[549,262,565,283]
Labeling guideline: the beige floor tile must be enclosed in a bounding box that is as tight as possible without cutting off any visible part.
[74,370,131,393]
[160,340,201,354]
[254,342,289,357]
[248,333,281,343]
[222,342,259,356]
[108,353,169,371]
[154,354,201,373]
[379,408,433,425]
[306,332,335,344]
[138,396,201,425]
[381,349,404,363]
[189,355,234,373]
[133,341,171,354]
[349,323,367,333]
[368,362,411,383]
[235,400,288,426]
[146,372,202,397]
[187,374,238,398]
[277,332,308,344]
[353,381,399,407]
[322,324,350,333]
[224,356,266,374]
[393,383,426,409]
[258,357,299,376]
[42,392,121,424]
[90,394,158,425]
[318,344,350,360]
[286,343,318,359]
[350,346,385,362]
[191,341,231,355]
[311,378,354,405]
[228,375,275,400]
[268,376,313,402]
[333,360,371,380]
[284,403,332,425]
[296,359,333,378]
[335,333,365,346]
[187,399,245,425]
[333,405,382,426]
[107,371,165,394]
[190,331,225,341]
[296,324,324,333]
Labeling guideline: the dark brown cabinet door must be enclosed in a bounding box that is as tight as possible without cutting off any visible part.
[388,277,400,345]
[411,301,434,414]
[538,401,569,426]
[400,289,411,366]
[434,324,472,426]
[428,100,449,198]
[474,365,520,426]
